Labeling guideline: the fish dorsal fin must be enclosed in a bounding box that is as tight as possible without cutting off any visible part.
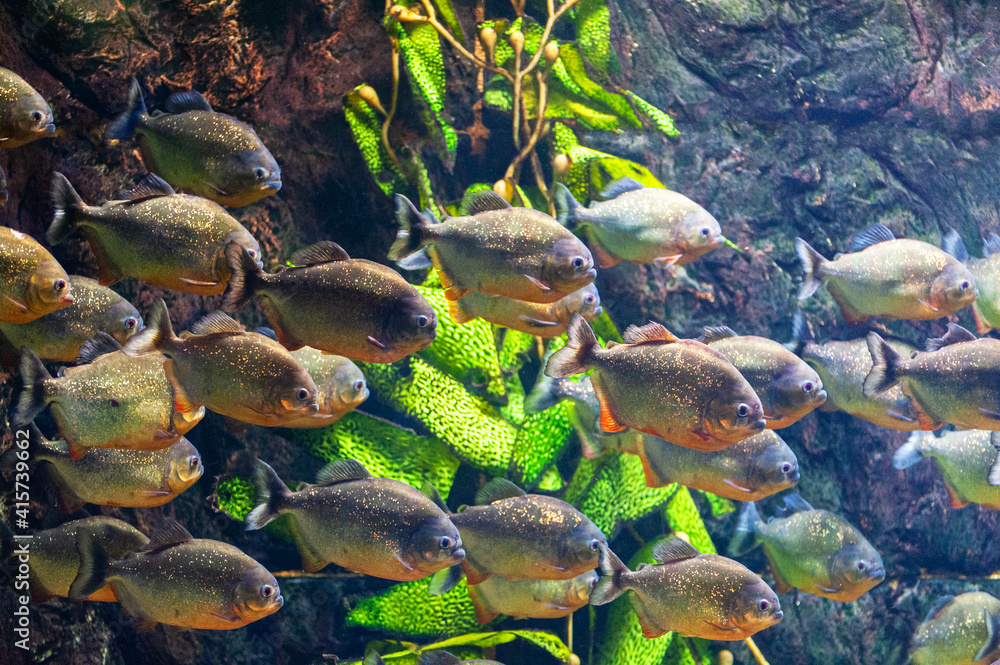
[777,493,814,515]
[925,323,977,352]
[289,241,351,267]
[984,232,1000,259]
[118,173,176,201]
[76,332,123,364]
[421,481,449,513]
[847,223,895,253]
[600,177,645,200]
[699,326,739,344]
[923,595,955,624]
[475,478,526,505]
[941,227,969,262]
[315,459,372,485]
[420,651,463,665]
[652,536,700,563]
[140,519,193,553]
[253,327,278,341]
[165,90,213,113]
[190,311,244,335]
[623,321,679,345]
[460,190,512,216]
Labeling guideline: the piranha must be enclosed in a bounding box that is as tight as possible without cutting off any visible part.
[246,459,465,580]
[107,79,281,207]
[554,179,724,268]
[389,192,596,304]
[894,429,1000,510]
[0,225,73,323]
[545,314,765,451]
[865,324,1000,431]
[22,425,202,512]
[0,66,55,148]
[795,223,977,323]
[6,516,149,603]
[638,431,799,501]
[943,227,1000,334]
[524,373,641,459]
[0,275,141,362]
[591,537,782,640]
[465,569,598,623]
[908,592,1000,665]
[440,478,606,587]
[255,334,369,428]
[448,283,603,337]
[48,173,263,295]
[128,299,321,427]
[790,309,920,430]
[70,520,283,630]
[699,326,826,429]
[14,334,204,458]
[223,241,437,363]
[729,494,885,602]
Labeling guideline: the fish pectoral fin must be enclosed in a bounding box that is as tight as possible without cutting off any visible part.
[390,550,415,572]
[178,277,219,287]
[139,490,172,497]
[815,584,839,594]
[706,621,740,634]
[518,315,560,328]
[978,407,1000,420]
[367,335,389,351]
[691,428,713,442]
[209,611,241,623]
[540,563,567,571]
[722,478,752,494]
[154,427,178,440]
[653,255,682,268]
[917,298,939,312]
[885,409,916,423]
[205,182,233,197]
[523,274,552,292]
[542,602,570,610]
[3,294,29,312]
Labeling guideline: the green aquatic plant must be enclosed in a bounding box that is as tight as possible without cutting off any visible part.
[214,476,257,522]
[348,576,480,637]
[357,630,572,662]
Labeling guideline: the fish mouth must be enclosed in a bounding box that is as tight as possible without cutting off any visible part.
[60,294,74,304]
[591,306,604,318]
[815,389,828,405]
[450,548,467,563]
[789,470,801,483]
[262,177,282,193]
[37,122,56,135]
[770,610,784,623]
[585,268,598,280]
[750,418,766,432]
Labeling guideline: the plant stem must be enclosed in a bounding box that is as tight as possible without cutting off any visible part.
[417,0,514,82]
[744,637,771,665]
[381,44,401,167]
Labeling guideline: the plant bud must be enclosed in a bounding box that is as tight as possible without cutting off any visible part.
[553,153,571,174]
[480,27,497,62]
[509,30,525,56]
[356,85,387,115]
[544,41,560,66]
[493,178,514,202]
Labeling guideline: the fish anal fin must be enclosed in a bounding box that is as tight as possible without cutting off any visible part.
[973,305,994,335]
[445,286,471,301]
[585,232,622,269]
[461,559,491,585]
[261,301,302,351]
[427,248,467,301]
[66,439,89,460]
[466,584,500,624]
[637,615,667,639]
[164,363,200,414]
[771,566,793,594]
[289,521,328,572]
[448,299,474,324]
[943,479,970,509]
[591,377,627,433]
[82,230,125,285]
[636,447,666,488]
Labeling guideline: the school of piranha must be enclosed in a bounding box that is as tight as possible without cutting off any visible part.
[1,62,1000,665]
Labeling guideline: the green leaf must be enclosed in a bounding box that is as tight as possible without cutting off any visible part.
[554,44,639,127]
[550,122,662,201]
[347,577,479,638]
[664,486,716,554]
[432,0,465,42]
[624,90,680,137]
[370,630,571,662]
[343,86,406,196]
[573,0,612,73]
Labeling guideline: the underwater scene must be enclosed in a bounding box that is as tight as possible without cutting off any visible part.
[1,0,1000,664]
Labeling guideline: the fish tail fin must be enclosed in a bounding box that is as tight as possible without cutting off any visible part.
[989,434,1000,487]
[976,609,1000,661]
[14,349,52,426]
[523,374,568,414]
[427,564,464,596]
[787,306,814,355]
[863,332,902,396]
[893,431,928,470]
[106,78,147,140]
[589,543,627,606]
[728,501,763,556]
[221,241,265,312]
[48,173,86,245]
[125,299,177,356]
[389,195,431,261]
[545,314,597,378]
[69,527,112,600]
[794,238,827,300]
[245,460,292,530]
[553,183,581,228]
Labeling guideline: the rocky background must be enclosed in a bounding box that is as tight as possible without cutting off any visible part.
[2,0,1000,664]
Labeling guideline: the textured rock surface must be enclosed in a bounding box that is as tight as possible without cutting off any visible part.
[3,0,1000,664]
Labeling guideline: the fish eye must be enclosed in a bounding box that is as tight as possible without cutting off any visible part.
[802,381,814,393]
[416,315,429,328]
[189,456,201,470]
[246,248,258,259]
[589,577,599,589]
[780,463,792,474]
[297,388,309,401]
[589,539,600,552]
[439,536,452,550]
[758,600,770,612]
[737,403,750,418]
[857,561,867,572]
[260,584,273,598]
[125,317,137,330]
[353,379,365,392]
[584,295,596,304]
[254,167,268,180]
[700,227,710,237]
[31,111,43,122]
[960,280,971,291]
[54,279,67,292]
[572,257,585,269]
